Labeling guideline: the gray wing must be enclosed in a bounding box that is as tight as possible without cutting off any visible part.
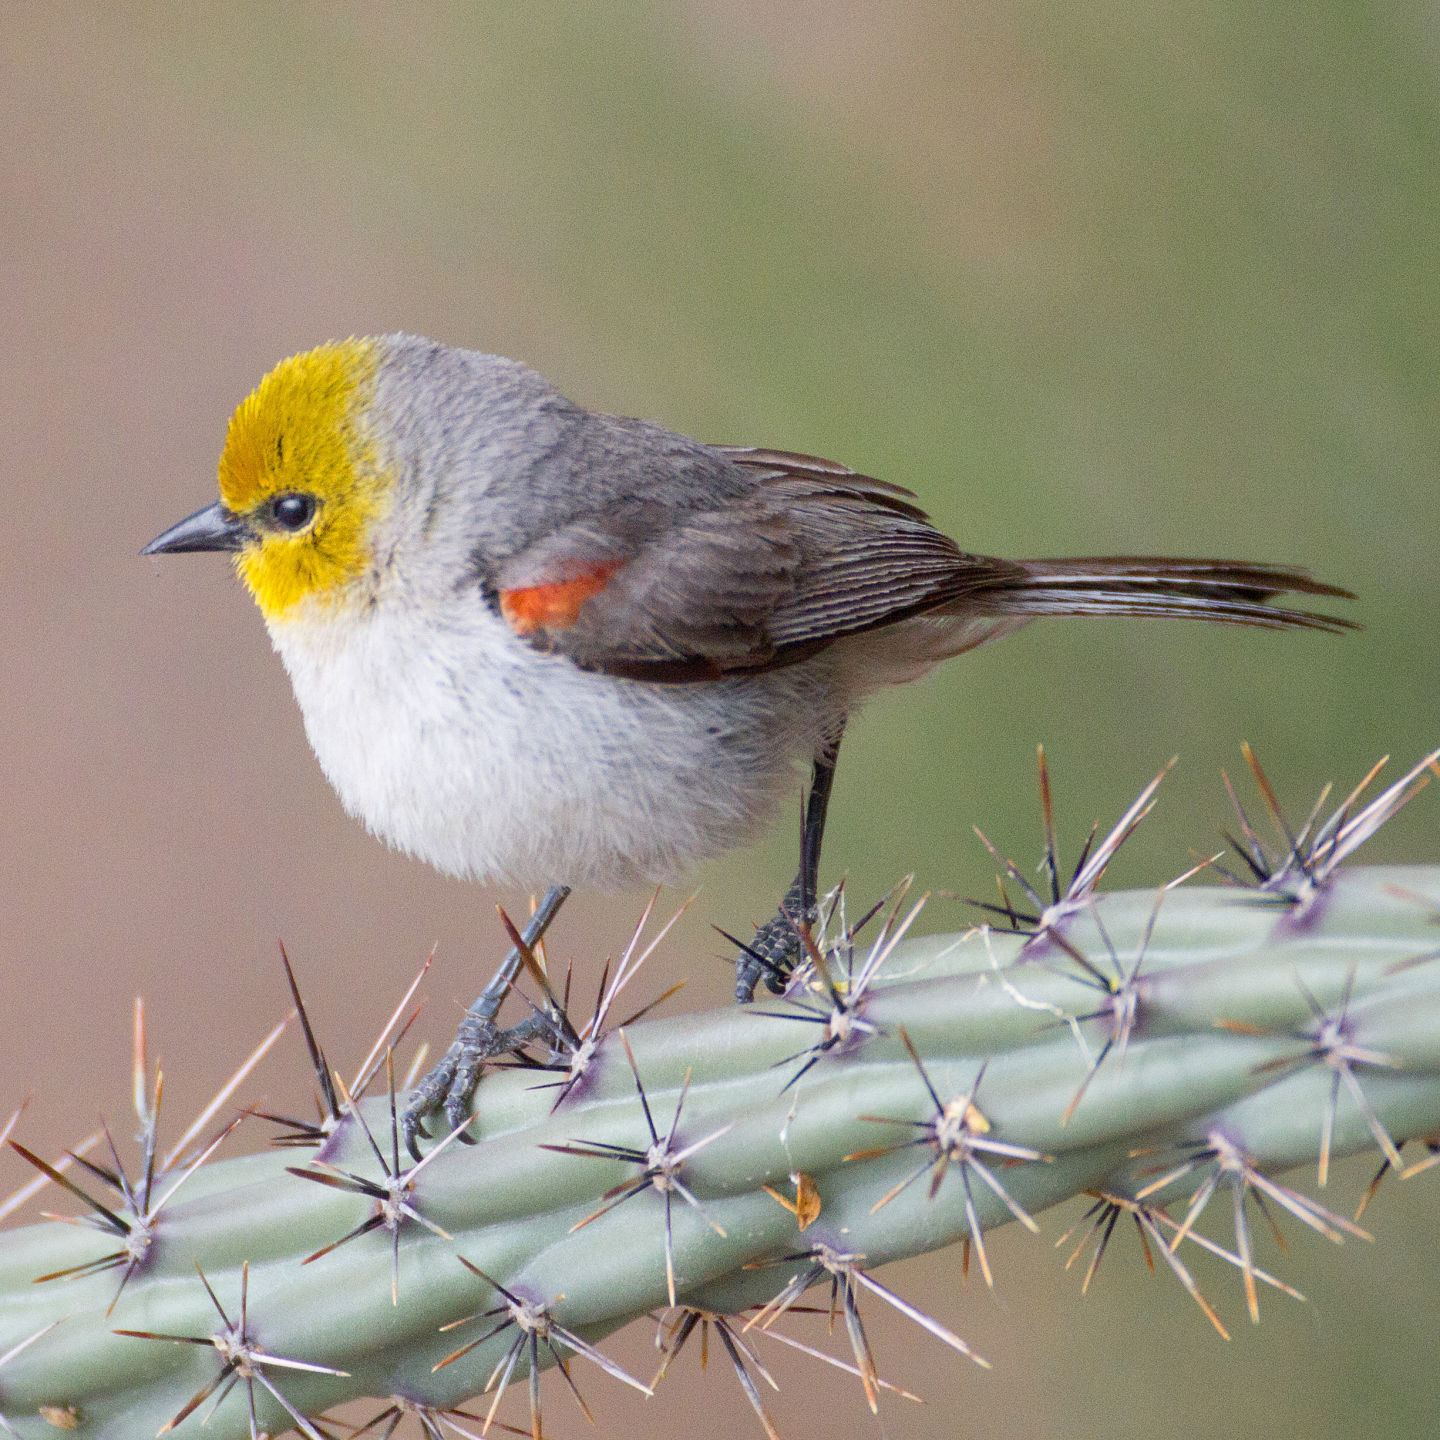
[489,446,996,681]
[488,441,1354,681]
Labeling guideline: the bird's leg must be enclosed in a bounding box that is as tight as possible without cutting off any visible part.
[402,883,570,1158]
[735,728,844,1003]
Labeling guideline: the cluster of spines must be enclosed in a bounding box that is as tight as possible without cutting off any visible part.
[0,745,1437,1439]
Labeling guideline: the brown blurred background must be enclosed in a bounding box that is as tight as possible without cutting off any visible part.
[2,4,1438,1437]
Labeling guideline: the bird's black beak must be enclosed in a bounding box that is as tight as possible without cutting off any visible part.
[142,501,252,556]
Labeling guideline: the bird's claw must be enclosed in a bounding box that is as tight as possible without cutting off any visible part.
[401,1016,508,1161]
[400,1060,454,1160]
[734,904,810,1003]
[402,884,572,1160]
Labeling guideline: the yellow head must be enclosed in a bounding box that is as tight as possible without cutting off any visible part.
[145,339,391,621]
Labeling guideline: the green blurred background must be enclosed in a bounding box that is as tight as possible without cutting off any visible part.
[2,4,1437,1436]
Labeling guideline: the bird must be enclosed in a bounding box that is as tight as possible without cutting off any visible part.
[144,333,1353,1142]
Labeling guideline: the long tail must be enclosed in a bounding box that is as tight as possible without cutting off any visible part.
[966,557,1356,633]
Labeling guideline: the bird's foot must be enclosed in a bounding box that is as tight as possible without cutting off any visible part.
[734,898,814,1003]
[402,884,572,1159]
[400,1013,510,1160]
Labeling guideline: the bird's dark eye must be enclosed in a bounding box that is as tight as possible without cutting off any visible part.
[270,493,316,532]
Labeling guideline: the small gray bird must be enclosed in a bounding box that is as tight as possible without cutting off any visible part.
[144,334,1354,1138]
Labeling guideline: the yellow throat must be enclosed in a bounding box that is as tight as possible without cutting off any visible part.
[218,338,387,620]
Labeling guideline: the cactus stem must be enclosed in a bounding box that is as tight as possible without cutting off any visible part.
[1,747,1436,1438]
[114,1261,347,1439]
[542,1031,731,1306]
[507,888,692,1113]
[847,1028,1048,1289]
[1218,966,1404,1184]
[436,1255,652,1440]
[288,1054,470,1304]
[758,883,926,1092]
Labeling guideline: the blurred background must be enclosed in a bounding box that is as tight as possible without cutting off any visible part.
[2,4,1437,1436]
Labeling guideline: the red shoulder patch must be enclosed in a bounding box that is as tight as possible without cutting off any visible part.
[499,563,621,636]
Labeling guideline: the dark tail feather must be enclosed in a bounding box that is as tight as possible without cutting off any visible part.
[969,558,1356,633]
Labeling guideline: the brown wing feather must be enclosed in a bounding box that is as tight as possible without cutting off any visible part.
[493,496,799,679]
[716,446,1020,651]
[492,447,1354,681]
[714,445,933,518]
[493,447,1002,679]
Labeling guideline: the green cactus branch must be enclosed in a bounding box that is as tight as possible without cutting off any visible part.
[1,750,1438,1439]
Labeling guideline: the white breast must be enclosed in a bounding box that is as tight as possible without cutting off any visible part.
[266,597,841,890]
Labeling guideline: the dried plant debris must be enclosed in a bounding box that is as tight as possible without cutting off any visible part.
[761,1171,822,1231]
